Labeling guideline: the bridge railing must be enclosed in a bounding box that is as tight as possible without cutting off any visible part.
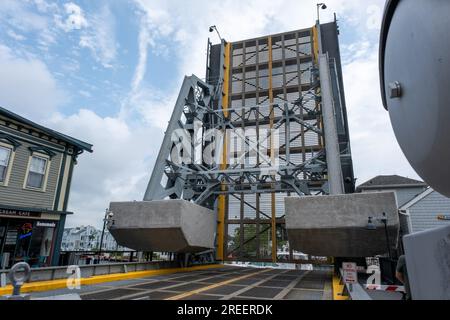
[337,268,372,301]
[0,260,178,286]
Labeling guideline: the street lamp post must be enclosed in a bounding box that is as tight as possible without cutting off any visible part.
[366,212,392,259]
[209,25,223,42]
[316,3,327,55]
[380,212,391,260]
[98,209,114,264]
[316,3,328,23]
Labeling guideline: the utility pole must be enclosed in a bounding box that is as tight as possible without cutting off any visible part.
[98,208,109,264]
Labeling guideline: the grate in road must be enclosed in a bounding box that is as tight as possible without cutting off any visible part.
[238,287,283,299]
[131,281,181,290]
[203,285,245,295]
[259,280,293,288]
[169,283,209,292]
[283,289,324,300]
[81,288,141,300]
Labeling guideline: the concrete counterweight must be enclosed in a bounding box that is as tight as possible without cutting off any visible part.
[108,200,216,253]
[285,192,400,257]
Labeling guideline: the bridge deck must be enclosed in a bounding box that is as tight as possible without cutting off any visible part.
[28,266,333,300]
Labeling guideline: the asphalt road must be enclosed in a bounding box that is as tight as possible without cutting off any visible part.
[29,265,333,300]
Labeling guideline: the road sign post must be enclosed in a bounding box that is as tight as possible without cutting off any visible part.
[343,262,358,292]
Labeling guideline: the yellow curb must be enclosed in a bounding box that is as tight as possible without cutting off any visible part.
[332,274,349,301]
[0,264,223,296]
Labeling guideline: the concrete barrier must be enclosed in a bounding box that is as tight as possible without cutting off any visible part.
[285,192,400,257]
[0,261,177,286]
[108,200,216,253]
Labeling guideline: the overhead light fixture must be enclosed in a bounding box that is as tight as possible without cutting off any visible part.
[209,25,223,42]
[316,3,328,22]
[366,217,377,231]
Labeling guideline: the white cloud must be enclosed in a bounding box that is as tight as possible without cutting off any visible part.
[0,45,66,121]
[119,5,178,128]
[132,0,386,81]
[131,15,151,93]
[342,42,420,184]
[46,110,163,228]
[33,0,58,14]
[0,0,48,31]
[0,0,56,47]
[122,85,178,130]
[58,2,88,32]
[6,29,26,41]
[78,90,91,98]
[78,5,117,69]
[53,3,117,68]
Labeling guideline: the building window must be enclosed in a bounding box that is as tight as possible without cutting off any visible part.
[26,155,48,189]
[0,145,12,184]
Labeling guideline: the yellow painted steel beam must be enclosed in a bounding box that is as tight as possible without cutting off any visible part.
[222,42,231,119]
[312,26,319,64]
[217,42,231,261]
[0,264,223,296]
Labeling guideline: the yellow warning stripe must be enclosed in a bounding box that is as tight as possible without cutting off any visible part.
[166,268,272,300]
[332,274,349,300]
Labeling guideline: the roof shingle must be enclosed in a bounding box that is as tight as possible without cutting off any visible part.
[357,175,427,191]
[0,106,93,153]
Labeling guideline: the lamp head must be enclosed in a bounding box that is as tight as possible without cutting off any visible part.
[209,26,216,33]
[321,4,327,9]
[366,217,377,231]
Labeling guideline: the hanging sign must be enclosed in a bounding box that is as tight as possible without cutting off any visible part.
[36,221,56,228]
[0,208,41,218]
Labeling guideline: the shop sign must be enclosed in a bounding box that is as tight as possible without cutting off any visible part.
[0,208,41,218]
[437,215,450,221]
[36,221,56,228]
[19,223,33,240]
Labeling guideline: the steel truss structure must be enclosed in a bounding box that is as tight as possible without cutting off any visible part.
[144,21,354,263]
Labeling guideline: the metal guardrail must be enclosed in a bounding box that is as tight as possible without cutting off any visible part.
[0,261,178,286]
[338,268,372,301]
[58,251,158,265]
[1,262,81,300]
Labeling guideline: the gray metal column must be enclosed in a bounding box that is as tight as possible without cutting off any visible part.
[143,75,213,201]
[319,53,344,195]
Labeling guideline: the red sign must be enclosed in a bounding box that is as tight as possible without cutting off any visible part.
[21,223,33,234]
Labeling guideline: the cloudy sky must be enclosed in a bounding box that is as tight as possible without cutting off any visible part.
[0,0,420,228]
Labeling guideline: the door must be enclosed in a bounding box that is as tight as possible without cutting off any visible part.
[2,221,19,268]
